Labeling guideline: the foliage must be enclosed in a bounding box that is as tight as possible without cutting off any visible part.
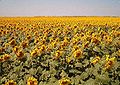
[0,16,120,85]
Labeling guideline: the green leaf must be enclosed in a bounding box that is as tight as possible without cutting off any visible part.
[84,78,96,85]
[80,72,89,80]
[75,62,82,68]
[96,73,110,84]
[60,70,68,78]
[93,46,101,52]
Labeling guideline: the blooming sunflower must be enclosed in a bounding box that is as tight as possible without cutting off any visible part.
[73,49,82,59]
[21,41,28,48]
[27,77,38,85]
[3,54,11,61]
[27,35,31,40]
[91,56,100,65]
[59,78,71,85]
[0,56,4,62]
[104,57,115,70]
[9,39,16,46]
[40,45,46,52]
[16,50,24,59]
[13,46,19,53]
[0,47,5,54]
[54,50,62,60]
[31,48,38,57]
[4,80,16,85]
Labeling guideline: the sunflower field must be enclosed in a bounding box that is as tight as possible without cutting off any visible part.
[0,16,120,85]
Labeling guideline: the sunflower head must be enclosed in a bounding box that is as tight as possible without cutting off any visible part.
[3,54,11,61]
[91,56,100,65]
[4,80,16,85]
[73,49,82,59]
[16,50,24,59]
[13,46,19,53]
[0,47,5,54]
[54,50,62,60]
[27,77,38,85]
[21,41,28,48]
[40,45,46,52]
[9,39,16,46]
[0,56,4,62]
[27,35,31,40]
[59,78,71,85]
[31,48,38,57]
[104,57,115,70]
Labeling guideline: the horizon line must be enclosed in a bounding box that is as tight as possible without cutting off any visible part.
[0,16,120,17]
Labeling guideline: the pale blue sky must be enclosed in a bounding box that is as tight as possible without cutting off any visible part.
[0,0,120,16]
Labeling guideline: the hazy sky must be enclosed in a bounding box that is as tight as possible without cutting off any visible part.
[0,0,120,16]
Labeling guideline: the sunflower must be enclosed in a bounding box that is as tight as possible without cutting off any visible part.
[16,50,24,59]
[34,38,39,44]
[91,56,100,65]
[103,35,112,43]
[39,45,46,52]
[27,77,38,85]
[13,46,19,53]
[0,47,5,54]
[104,57,115,70]
[91,37,99,44]
[21,41,28,48]
[82,41,89,48]
[72,45,79,52]
[3,54,11,61]
[26,35,31,40]
[61,40,68,48]
[59,78,71,85]
[73,49,82,59]
[4,80,16,85]
[54,50,62,60]
[31,48,38,57]
[9,39,16,46]
[0,56,4,62]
